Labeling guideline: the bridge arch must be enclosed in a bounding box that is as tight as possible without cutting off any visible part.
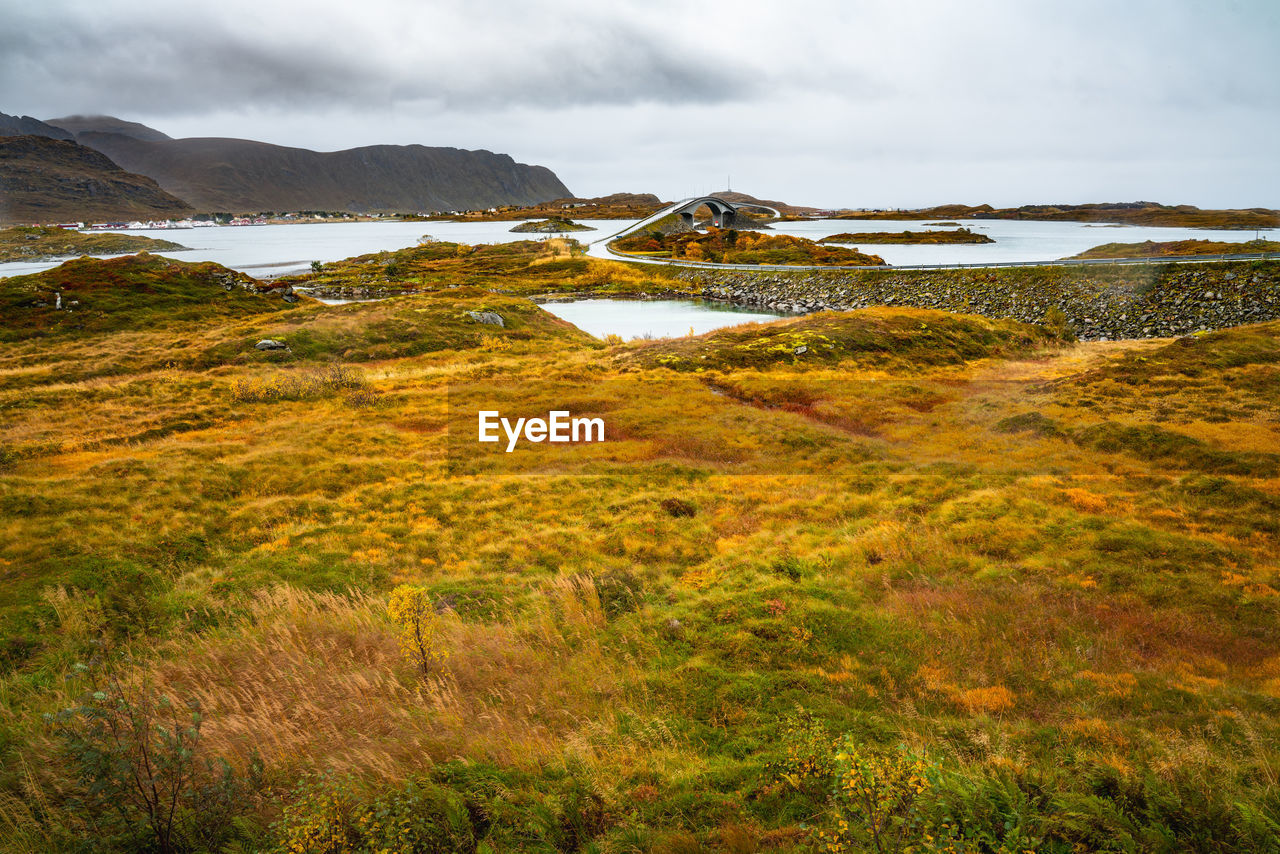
[666,196,780,230]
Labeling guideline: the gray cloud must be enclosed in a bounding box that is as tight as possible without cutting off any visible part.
[0,0,748,114]
[1,0,1277,208]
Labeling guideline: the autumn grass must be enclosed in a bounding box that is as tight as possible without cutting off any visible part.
[1,254,1279,850]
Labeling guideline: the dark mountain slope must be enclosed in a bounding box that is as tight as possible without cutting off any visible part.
[0,135,194,224]
[73,128,571,214]
[0,113,73,141]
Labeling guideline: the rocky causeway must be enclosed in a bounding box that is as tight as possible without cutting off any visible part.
[680,260,1280,340]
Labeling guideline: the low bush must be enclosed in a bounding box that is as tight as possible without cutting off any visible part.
[230,363,377,406]
[44,663,264,854]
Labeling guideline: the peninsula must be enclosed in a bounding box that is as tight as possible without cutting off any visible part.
[0,225,187,263]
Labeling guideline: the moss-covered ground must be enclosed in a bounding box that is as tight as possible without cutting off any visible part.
[1,247,1278,853]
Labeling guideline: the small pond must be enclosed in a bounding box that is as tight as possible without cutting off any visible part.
[540,298,784,340]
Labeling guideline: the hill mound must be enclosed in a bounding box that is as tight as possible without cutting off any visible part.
[625,306,1066,372]
[0,253,300,341]
[0,135,194,224]
[614,227,886,266]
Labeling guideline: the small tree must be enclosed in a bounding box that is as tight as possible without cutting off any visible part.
[1041,306,1076,342]
[821,740,938,854]
[386,585,446,677]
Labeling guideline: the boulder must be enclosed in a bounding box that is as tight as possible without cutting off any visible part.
[255,339,288,351]
[466,310,505,327]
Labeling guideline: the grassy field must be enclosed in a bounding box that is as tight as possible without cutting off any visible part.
[1,244,1278,853]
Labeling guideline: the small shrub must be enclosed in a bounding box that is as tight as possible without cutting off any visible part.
[231,363,376,406]
[765,708,838,794]
[592,567,644,619]
[772,555,807,582]
[275,775,475,854]
[993,411,1065,438]
[821,741,941,854]
[659,497,696,518]
[1041,306,1076,341]
[44,664,263,854]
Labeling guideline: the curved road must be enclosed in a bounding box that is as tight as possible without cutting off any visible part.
[586,202,1280,272]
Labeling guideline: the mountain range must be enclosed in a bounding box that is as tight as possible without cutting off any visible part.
[0,112,572,222]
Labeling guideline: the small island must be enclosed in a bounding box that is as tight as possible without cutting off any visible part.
[819,228,995,245]
[924,221,961,226]
[612,226,885,266]
[0,225,188,263]
[1066,238,1280,260]
[508,218,597,234]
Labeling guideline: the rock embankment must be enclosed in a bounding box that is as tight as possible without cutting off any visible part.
[297,284,402,301]
[682,260,1280,340]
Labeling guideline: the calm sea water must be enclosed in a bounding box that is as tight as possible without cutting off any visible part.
[0,219,640,279]
[5,218,1275,280]
[760,218,1279,266]
[540,299,782,340]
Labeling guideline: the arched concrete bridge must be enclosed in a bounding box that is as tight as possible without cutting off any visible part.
[668,196,782,229]
[588,195,782,249]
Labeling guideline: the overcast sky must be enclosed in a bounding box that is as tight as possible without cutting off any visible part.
[3,0,1278,208]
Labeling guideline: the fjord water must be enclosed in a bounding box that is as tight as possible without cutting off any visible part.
[5,218,1278,281]
[539,298,783,340]
[0,219,643,278]
[764,218,1280,266]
